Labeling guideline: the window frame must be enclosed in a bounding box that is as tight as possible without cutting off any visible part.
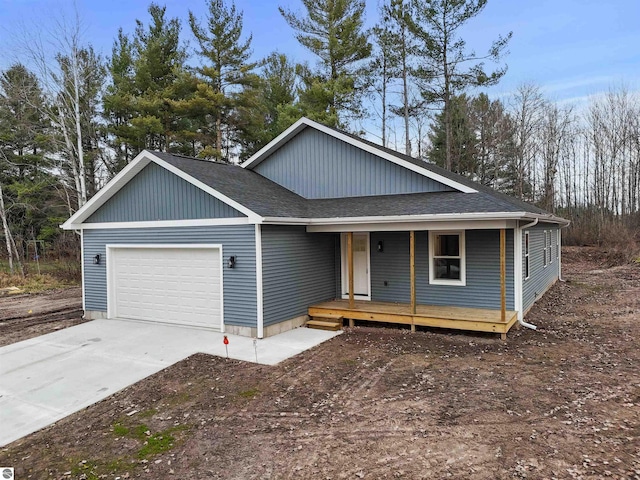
[428,230,466,286]
[549,229,553,264]
[524,231,530,280]
[543,230,548,268]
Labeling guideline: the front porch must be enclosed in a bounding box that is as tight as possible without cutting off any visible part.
[309,299,519,339]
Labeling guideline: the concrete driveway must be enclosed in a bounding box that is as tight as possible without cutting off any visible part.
[0,318,340,447]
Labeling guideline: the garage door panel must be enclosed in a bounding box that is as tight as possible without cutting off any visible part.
[110,247,222,329]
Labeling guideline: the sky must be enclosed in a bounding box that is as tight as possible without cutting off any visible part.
[1,0,639,108]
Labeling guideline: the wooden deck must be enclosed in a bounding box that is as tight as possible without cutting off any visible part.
[309,300,519,339]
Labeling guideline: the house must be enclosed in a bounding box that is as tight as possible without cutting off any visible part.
[62,117,569,340]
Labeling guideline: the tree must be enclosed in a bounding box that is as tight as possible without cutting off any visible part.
[104,4,189,158]
[370,21,398,147]
[280,0,372,127]
[405,0,512,171]
[428,94,476,174]
[188,0,256,161]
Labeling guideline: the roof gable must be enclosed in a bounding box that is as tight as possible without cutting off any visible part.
[241,118,477,194]
[86,162,245,223]
[62,151,261,230]
[250,127,455,199]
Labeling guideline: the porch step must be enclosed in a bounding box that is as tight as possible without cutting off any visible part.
[306,316,343,331]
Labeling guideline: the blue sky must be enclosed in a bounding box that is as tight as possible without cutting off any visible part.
[1,0,639,106]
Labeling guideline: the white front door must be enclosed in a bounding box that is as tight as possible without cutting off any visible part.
[341,233,371,300]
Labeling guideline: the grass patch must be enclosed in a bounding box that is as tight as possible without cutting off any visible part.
[238,387,260,399]
[0,259,80,291]
[137,431,176,459]
[112,423,130,437]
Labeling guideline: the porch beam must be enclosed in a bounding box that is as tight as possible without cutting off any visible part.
[410,230,416,316]
[348,232,354,309]
[500,228,506,325]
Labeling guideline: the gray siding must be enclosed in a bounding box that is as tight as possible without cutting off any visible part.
[254,127,454,199]
[367,230,515,310]
[261,225,337,326]
[523,223,560,312]
[83,225,257,328]
[87,162,244,223]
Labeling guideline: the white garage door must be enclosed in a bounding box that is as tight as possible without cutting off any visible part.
[108,246,222,330]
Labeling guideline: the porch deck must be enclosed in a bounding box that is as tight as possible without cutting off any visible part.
[308,300,519,339]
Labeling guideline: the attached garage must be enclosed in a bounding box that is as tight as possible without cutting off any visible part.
[106,245,223,330]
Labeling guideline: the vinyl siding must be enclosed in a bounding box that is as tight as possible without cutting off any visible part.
[366,230,515,310]
[254,127,454,199]
[83,225,257,328]
[522,223,559,313]
[261,225,337,326]
[87,162,244,223]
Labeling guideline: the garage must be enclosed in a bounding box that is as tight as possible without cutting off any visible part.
[106,245,223,330]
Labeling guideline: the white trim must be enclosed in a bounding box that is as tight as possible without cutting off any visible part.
[514,224,523,321]
[105,243,224,332]
[240,117,478,194]
[340,233,371,300]
[428,230,466,286]
[543,230,549,268]
[70,217,252,230]
[265,211,570,228]
[255,224,264,339]
[558,229,562,279]
[80,229,86,311]
[61,150,262,230]
[309,219,515,233]
[524,230,531,280]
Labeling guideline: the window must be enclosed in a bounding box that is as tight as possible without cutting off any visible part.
[429,231,465,285]
[549,229,553,264]
[524,231,530,279]
[543,230,548,267]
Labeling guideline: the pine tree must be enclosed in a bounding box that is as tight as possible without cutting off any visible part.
[405,0,512,171]
[428,94,476,175]
[188,0,256,161]
[280,0,371,127]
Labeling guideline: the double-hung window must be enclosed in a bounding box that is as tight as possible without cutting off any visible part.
[429,231,465,286]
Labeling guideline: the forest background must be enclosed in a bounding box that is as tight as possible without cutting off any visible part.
[1,0,639,278]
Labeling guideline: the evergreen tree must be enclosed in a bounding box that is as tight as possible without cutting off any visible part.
[188,0,256,161]
[428,94,476,175]
[405,0,512,170]
[104,4,189,159]
[280,0,372,127]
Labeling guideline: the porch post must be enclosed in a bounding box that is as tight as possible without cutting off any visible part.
[348,232,355,309]
[500,228,506,323]
[410,231,416,316]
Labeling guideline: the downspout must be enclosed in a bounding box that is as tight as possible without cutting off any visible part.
[519,218,539,330]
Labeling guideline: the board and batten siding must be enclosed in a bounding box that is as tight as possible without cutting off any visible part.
[522,223,560,313]
[254,127,454,199]
[366,230,515,310]
[261,225,337,326]
[87,162,244,223]
[83,225,257,328]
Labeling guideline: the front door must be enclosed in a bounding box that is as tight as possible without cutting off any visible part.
[341,233,371,300]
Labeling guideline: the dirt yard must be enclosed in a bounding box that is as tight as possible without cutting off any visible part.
[0,287,84,347]
[1,248,638,479]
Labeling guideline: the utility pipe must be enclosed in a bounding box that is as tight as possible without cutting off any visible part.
[519,218,539,330]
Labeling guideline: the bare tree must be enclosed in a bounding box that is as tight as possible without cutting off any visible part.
[15,7,97,210]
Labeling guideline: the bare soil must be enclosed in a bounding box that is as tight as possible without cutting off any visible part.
[0,287,84,347]
[1,248,639,479]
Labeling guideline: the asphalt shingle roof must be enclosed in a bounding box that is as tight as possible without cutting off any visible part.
[151,135,561,221]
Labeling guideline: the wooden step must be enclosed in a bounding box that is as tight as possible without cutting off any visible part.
[306,316,343,331]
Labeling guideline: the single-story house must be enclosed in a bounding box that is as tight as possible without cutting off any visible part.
[62,117,569,340]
